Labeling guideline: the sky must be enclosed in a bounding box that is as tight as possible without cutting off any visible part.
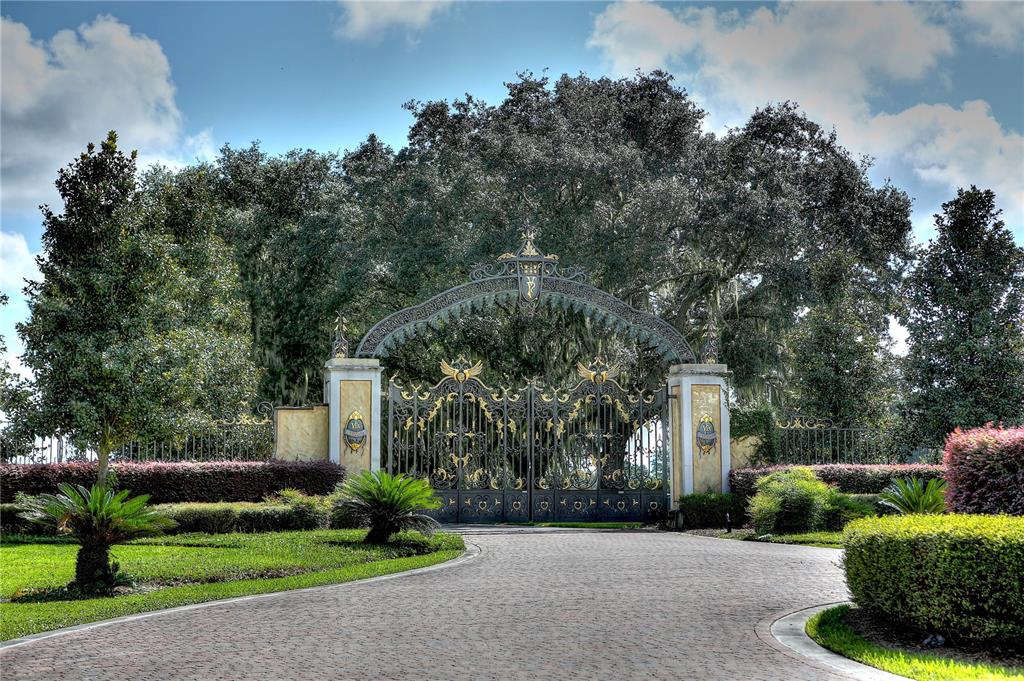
[2,0,1023,374]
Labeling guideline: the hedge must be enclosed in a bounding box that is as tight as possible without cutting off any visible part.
[0,461,345,504]
[843,514,1024,646]
[944,425,1023,516]
[155,502,331,534]
[730,464,946,502]
[676,492,744,529]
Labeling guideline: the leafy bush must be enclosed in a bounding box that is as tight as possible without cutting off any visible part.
[749,467,836,534]
[676,492,744,529]
[843,514,1024,646]
[944,425,1023,516]
[730,464,946,504]
[878,477,946,515]
[821,494,876,530]
[334,471,441,544]
[18,484,175,589]
[0,461,345,504]
[265,488,333,529]
[155,502,315,533]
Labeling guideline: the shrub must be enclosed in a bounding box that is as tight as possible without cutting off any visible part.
[843,514,1024,646]
[0,461,345,504]
[878,477,946,515]
[18,484,175,589]
[749,467,836,535]
[676,492,743,529]
[730,464,946,504]
[944,425,1023,516]
[821,494,876,531]
[265,488,333,529]
[154,501,325,534]
[334,471,440,544]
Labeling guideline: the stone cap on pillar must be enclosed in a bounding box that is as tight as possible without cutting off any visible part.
[668,363,731,378]
[324,357,382,371]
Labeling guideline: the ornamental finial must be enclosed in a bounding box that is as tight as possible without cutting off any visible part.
[701,317,720,364]
[332,314,350,358]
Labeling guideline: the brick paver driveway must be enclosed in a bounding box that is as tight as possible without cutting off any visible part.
[2,530,854,681]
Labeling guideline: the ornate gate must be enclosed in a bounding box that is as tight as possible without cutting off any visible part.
[386,357,669,523]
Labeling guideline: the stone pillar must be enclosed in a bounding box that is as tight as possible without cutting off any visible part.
[323,357,383,475]
[667,364,732,505]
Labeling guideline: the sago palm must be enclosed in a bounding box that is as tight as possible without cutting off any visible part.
[19,483,175,589]
[878,476,947,515]
[334,471,441,544]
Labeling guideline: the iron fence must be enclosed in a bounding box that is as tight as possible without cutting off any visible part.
[774,415,898,465]
[0,412,274,464]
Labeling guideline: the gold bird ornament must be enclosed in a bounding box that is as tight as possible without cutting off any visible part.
[576,360,621,385]
[440,356,484,383]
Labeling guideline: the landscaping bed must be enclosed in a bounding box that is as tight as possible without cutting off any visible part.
[808,605,1024,681]
[0,529,464,641]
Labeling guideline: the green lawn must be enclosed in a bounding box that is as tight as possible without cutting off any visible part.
[0,530,464,641]
[687,528,844,548]
[807,605,1024,681]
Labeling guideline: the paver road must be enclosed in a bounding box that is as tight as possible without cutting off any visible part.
[2,530,855,680]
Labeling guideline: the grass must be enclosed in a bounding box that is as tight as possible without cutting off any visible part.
[687,528,844,548]
[806,605,1024,681]
[0,529,464,641]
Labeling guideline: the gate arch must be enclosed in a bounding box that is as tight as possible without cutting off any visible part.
[354,232,697,363]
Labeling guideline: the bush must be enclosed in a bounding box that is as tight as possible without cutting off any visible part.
[730,464,946,504]
[676,492,743,529]
[944,425,1023,516]
[334,471,440,544]
[154,502,321,534]
[749,467,836,535]
[878,477,946,515]
[843,514,1024,646]
[821,494,876,531]
[0,461,345,504]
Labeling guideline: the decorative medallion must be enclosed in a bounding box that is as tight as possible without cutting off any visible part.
[576,358,621,385]
[695,414,717,457]
[344,410,367,451]
[440,355,483,383]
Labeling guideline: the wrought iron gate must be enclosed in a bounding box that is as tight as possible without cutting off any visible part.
[386,357,669,523]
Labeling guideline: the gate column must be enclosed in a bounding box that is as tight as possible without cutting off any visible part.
[667,363,732,505]
[324,357,383,475]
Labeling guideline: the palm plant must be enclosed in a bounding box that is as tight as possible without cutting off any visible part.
[19,483,175,589]
[334,471,441,544]
[878,476,947,515]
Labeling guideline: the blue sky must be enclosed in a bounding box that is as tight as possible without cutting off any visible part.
[2,1,1023,372]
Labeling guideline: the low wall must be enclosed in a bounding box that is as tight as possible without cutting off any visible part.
[274,405,329,462]
[730,435,760,471]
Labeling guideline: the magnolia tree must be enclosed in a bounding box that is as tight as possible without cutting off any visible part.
[17,132,257,484]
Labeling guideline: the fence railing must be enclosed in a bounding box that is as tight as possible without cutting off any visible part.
[0,415,275,465]
[774,415,898,465]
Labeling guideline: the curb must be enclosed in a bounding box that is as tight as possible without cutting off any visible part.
[770,603,911,681]
[0,541,482,651]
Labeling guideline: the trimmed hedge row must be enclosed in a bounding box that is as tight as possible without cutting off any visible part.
[676,492,744,529]
[944,425,1023,516]
[155,502,330,534]
[729,464,946,502]
[0,461,345,504]
[844,514,1024,647]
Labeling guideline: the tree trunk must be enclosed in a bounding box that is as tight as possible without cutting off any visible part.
[75,542,113,588]
[96,427,111,488]
[363,525,394,544]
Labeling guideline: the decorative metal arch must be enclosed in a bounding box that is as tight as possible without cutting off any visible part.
[354,232,697,363]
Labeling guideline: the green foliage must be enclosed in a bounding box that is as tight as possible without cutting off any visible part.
[749,467,833,534]
[0,529,464,641]
[807,605,1024,681]
[676,492,743,529]
[333,471,441,544]
[900,187,1024,448]
[17,483,174,589]
[729,402,781,465]
[15,133,257,482]
[878,477,947,515]
[843,514,1024,646]
[789,254,897,427]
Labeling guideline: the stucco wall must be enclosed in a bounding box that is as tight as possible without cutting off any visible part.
[729,435,761,471]
[274,405,329,462]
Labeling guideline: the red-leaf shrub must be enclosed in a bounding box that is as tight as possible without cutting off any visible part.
[730,464,946,502]
[944,425,1024,516]
[0,461,345,504]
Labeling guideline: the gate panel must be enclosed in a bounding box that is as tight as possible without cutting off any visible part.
[387,358,669,523]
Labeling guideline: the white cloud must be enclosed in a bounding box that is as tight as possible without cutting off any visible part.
[335,1,452,41]
[0,230,40,294]
[1,16,212,215]
[959,1,1024,50]
[588,1,1023,236]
